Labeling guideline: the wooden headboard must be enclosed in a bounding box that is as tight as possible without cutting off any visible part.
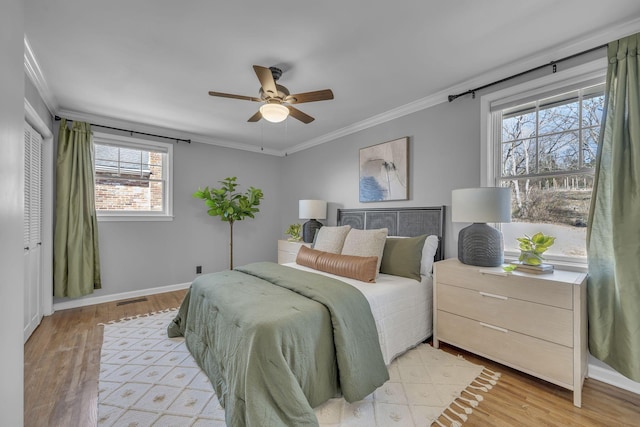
[337,206,446,261]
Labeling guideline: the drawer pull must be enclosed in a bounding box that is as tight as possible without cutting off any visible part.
[479,269,509,277]
[479,291,508,300]
[480,322,509,333]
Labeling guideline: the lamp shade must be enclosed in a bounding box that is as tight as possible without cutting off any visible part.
[452,187,511,224]
[299,200,327,220]
[260,103,289,123]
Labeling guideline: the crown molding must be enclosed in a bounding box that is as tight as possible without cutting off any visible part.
[56,109,283,156]
[284,89,453,155]
[24,36,57,115]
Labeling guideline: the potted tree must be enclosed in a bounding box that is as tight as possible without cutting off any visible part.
[193,177,264,269]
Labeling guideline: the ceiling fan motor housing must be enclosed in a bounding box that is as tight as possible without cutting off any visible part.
[269,66,283,81]
[259,84,290,101]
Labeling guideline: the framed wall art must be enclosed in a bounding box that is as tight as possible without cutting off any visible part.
[359,137,408,202]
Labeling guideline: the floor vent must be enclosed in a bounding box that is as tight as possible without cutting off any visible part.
[116,297,148,306]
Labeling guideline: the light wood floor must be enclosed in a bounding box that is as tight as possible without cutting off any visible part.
[25,290,640,426]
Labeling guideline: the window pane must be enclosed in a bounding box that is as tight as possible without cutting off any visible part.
[499,175,593,226]
[538,132,579,172]
[118,147,143,176]
[582,129,599,168]
[95,144,118,171]
[502,139,536,177]
[502,111,535,142]
[149,152,164,179]
[538,99,579,135]
[582,94,605,127]
[502,221,587,258]
[95,177,163,211]
[96,160,118,172]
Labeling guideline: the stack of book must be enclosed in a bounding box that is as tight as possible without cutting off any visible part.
[510,261,554,274]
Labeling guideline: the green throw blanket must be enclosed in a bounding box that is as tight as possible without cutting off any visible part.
[168,262,388,427]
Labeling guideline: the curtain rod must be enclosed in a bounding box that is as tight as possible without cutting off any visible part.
[447,43,607,102]
[54,115,191,144]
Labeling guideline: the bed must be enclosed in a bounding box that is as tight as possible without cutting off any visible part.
[168,206,445,427]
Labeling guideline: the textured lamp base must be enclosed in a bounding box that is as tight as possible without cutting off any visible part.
[458,223,504,267]
[302,219,322,243]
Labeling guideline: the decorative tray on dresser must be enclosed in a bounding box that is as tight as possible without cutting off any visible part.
[433,258,588,407]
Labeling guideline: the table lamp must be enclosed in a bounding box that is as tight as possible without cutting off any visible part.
[452,187,511,267]
[299,200,327,243]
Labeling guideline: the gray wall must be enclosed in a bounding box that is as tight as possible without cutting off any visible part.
[1,0,25,424]
[55,136,282,303]
[25,72,53,128]
[279,98,480,259]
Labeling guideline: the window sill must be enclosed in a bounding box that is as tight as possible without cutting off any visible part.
[97,215,174,222]
[504,253,588,273]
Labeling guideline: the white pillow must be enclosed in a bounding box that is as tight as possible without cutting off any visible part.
[313,225,351,253]
[341,228,389,272]
[420,235,440,275]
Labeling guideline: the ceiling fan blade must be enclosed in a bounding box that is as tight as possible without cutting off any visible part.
[287,106,314,124]
[209,91,262,102]
[247,111,262,122]
[253,65,278,98]
[285,89,334,104]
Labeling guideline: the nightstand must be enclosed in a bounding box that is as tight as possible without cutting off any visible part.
[433,258,588,407]
[277,240,311,264]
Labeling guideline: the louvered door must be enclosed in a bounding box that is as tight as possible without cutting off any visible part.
[24,121,43,342]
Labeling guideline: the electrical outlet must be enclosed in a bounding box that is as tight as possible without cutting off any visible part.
[196,265,202,274]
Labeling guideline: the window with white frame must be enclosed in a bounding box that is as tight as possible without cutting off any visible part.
[93,132,173,220]
[487,72,605,263]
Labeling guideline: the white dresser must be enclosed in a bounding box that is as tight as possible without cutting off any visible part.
[433,258,588,407]
[277,240,311,264]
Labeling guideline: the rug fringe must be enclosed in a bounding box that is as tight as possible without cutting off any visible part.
[97,307,178,326]
[433,367,500,427]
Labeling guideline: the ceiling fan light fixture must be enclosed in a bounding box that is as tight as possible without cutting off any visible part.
[260,103,289,123]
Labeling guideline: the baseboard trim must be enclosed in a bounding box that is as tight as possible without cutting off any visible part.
[52,282,191,312]
[588,358,640,395]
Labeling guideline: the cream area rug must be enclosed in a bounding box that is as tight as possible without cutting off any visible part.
[98,310,499,427]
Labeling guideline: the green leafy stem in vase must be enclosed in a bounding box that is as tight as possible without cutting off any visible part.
[285,223,302,241]
[503,232,555,272]
[518,232,555,265]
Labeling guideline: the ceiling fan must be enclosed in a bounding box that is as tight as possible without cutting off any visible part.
[208,65,334,124]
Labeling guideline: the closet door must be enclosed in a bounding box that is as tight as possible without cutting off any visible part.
[24,121,43,342]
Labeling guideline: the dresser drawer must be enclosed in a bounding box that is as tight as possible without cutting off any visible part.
[437,310,573,387]
[436,262,573,309]
[437,282,573,346]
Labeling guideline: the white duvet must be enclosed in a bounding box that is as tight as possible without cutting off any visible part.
[284,262,432,365]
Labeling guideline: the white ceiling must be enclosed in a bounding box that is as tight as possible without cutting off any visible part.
[24,1,640,155]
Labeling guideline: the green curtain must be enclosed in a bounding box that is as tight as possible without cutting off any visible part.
[53,119,102,297]
[587,33,640,381]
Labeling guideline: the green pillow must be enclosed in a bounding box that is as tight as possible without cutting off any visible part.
[380,235,428,281]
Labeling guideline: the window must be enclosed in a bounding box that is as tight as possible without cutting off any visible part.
[484,64,606,264]
[93,132,173,220]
